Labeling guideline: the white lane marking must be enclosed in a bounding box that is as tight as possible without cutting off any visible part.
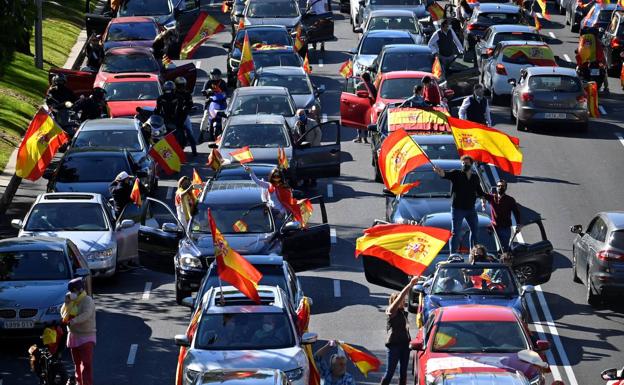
[526,294,564,381]
[142,282,152,300]
[598,105,607,115]
[166,186,174,199]
[195,60,201,69]
[535,287,580,385]
[616,132,624,146]
[322,113,328,122]
[563,54,571,62]
[330,227,337,244]
[318,58,324,68]
[548,31,556,39]
[333,280,341,297]
[127,344,138,366]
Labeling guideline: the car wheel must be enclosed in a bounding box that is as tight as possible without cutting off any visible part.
[175,281,192,305]
[572,249,582,283]
[514,263,536,284]
[586,270,600,306]
[516,116,526,131]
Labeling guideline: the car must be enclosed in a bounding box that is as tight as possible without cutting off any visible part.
[190,370,290,385]
[251,47,304,76]
[369,45,434,83]
[601,10,624,73]
[253,66,323,122]
[356,9,424,39]
[570,211,624,306]
[510,66,588,132]
[463,4,528,57]
[411,306,550,385]
[102,73,162,118]
[482,41,557,101]
[175,286,317,385]
[352,0,430,34]
[0,237,91,338]
[350,30,418,77]
[69,118,157,190]
[46,147,154,198]
[566,0,593,33]
[100,16,160,52]
[474,25,542,73]
[134,184,331,303]
[12,193,139,277]
[580,3,617,36]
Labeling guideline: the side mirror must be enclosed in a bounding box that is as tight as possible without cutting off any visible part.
[75,268,90,277]
[356,90,370,98]
[162,222,181,233]
[10,219,23,229]
[117,219,135,230]
[570,224,583,234]
[181,296,195,308]
[301,332,318,344]
[354,27,363,33]
[410,338,424,351]
[382,188,395,197]
[348,48,357,55]
[174,334,191,347]
[534,339,551,352]
[521,285,535,295]
[315,87,324,96]
[517,349,548,368]
[367,124,377,132]
[601,368,618,381]
[282,221,300,233]
[222,43,232,49]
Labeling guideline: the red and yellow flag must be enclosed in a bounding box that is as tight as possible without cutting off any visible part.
[434,332,457,350]
[130,178,142,206]
[303,53,312,74]
[536,0,550,20]
[305,344,321,385]
[277,147,289,169]
[355,224,452,276]
[339,342,381,377]
[175,306,202,385]
[180,11,225,60]
[379,128,431,195]
[578,33,597,64]
[208,208,263,303]
[427,2,445,21]
[237,32,255,87]
[207,148,224,171]
[232,219,248,233]
[229,146,254,164]
[432,56,442,79]
[585,81,600,118]
[16,108,68,181]
[294,25,305,52]
[192,168,203,198]
[448,116,523,175]
[221,0,230,13]
[387,107,450,132]
[299,199,313,227]
[148,132,186,175]
[339,60,353,78]
[162,54,172,68]
[238,18,245,31]
[296,296,311,332]
[534,13,541,31]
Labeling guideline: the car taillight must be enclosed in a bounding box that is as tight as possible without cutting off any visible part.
[597,249,624,261]
[467,24,483,31]
[521,92,533,102]
[611,37,621,48]
[495,63,507,75]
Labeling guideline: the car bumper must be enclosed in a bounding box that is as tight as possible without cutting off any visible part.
[0,314,62,339]
[517,106,589,125]
[176,266,209,292]
[87,258,116,277]
[591,272,624,295]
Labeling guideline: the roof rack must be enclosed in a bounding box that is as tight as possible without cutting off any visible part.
[43,193,97,200]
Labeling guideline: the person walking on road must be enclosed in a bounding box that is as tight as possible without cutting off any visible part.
[61,278,96,385]
[458,84,492,126]
[428,19,464,73]
[314,340,356,385]
[433,155,486,253]
[109,171,133,218]
[174,77,197,157]
[381,276,419,385]
[481,179,521,251]
[175,176,197,229]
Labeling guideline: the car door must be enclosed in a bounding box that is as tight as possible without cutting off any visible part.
[292,121,341,179]
[67,240,93,295]
[163,62,198,91]
[509,219,554,284]
[603,14,619,65]
[138,197,185,272]
[85,13,112,38]
[575,217,598,279]
[114,202,141,262]
[48,68,96,97]
[586,216,608,275]
[339,77,373,129]
[362,254,409,290]
[301,11,335,43]
[174,0,201,39]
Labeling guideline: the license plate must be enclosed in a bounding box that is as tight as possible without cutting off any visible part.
[590,69,600,76]
[544,113,566,119]
[3,320,34,329]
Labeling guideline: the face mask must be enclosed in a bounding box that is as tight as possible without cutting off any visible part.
[462,164,471,172]
[262,323,274,332]
[69,292,78,301]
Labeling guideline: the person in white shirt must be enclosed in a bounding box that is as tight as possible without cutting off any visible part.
[428,19,464,74]
[458,83,492,126]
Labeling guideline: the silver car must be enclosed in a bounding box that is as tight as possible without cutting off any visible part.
[13,193,139,277]
[510,66,589,132]
[241,0,301,34]
[350,29,417,76]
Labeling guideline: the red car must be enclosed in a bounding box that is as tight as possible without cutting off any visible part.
[103,73,162,118]
[411,305,550,385]
[339,71,452,130]
[101,17,161,51]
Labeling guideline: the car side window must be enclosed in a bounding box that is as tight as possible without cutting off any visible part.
[588,217,607,242]
[345,77,357,93]
[67,241,83,270]
[143,200,177,229]
[483,30,491,43]
[120,203,142,224]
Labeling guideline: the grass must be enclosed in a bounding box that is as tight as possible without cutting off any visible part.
[0,0,89,172]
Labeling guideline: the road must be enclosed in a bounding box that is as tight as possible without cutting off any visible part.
[2,1,624,384]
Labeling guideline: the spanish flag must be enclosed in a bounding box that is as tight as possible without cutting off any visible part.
[299,199,313,227]
[130,177,142,206]
[237,32,255,87]
[585,81,600,118]
[379,128,431,195]
[303,53,312,74]
[238,18,245,31]
[296,296,311,332]
[180,12,225,60]
[294,24,305,52]
[162,54,172,68]
[534,13,541,31]
[277,147,289,169]
[427,1,445,21]
[229,146,254,164]
[434,332,457,350]
[207,148,224,171]
[192,168,203,198]
[305,344,321,385]
[16,108,68,181]
[175,306,202,385]
[232,219,248,232]
[208,208,263,303]
[432,56,443,79]
[448,117,523,175]
[148,132,186,175]
[355,224,452,275]
[339,342,381,377]
[387,107,450,133]
[578,33,597,64]
[536,0,550,20]
[339,60,353,78]
[221,0,230,13]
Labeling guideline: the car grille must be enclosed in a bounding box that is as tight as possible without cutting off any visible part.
[0,309,17,319]
[19,309,38,318]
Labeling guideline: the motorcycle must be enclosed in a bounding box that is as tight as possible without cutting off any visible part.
[577,60,606,90]
[601,367,624,385]
[200,89,228,143]
[45,97,80,138]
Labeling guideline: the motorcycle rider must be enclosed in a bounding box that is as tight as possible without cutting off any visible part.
[155,81,179,134]
[141,115,166,145]
[576,31,610,93]
[428,19,464,74]
[200,69,228,142]
[46,74,77,126]
[174,76,197,157]
[203,68,228,95]
[72,87,108,122]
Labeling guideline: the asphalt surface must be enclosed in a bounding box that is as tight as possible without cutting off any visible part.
[2,1,624,384]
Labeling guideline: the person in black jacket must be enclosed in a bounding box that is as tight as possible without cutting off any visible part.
[155,81,179,130]
[458,84,492,126]
[73,87,108,122]
[174,77,197,156]
[108,171,133,218]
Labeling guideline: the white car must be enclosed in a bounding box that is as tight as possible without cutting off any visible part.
[12,193,139,277]
[176,285,317,385]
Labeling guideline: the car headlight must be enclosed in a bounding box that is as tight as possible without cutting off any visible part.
[46,303,63,315]
[184,368,201,385]
[164,20,177,30]
[229,58,241,68]
[88,248,115,261]
[356,62,368,71]
[285,367,304,381]
[529,375,541,385]
[180,255,203,269]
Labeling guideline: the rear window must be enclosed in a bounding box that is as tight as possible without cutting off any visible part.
[477,12,521,24]
[528,75,581,92]
[234,30,291,49]
[360,36,414,55]
[381,52,433,73]
[252,52,301,68]
[106,22,158,42]
[609,231,624,250]
[58,155,131,183]
[368,16,418,33]
[492,32,541,45]
[380,77,423,99]
[101,52,159,73]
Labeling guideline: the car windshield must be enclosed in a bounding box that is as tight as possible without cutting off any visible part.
[252,52,301,69]
[234,30,291,49]
[609,231,624,250]
[222,124,289,148]
[360,36,414,55]
[247,0,299,17]
[106,22,158,41]
[381,52,432,73]
[256,74,312,95]
[231,95,295,116]
[433,321,528,353]
[205,264,288,294]
[413,139,457,159]
[25,203,108,231]
[0,250,70,281]
[104,81,161,101]
[477,12,521,24]
[369,16,418,33]
[73,129,143,151]
[528,75,581,92]
[101,52,159,73]
[191,204,273,234]
[380,77,423,99]
[195,312,295,350]
[431,266,517,295]
[370,0,423,5]
[119,0,171,16]
[57,155,130,183]
[492,32,541,45]
[402,169,451,197]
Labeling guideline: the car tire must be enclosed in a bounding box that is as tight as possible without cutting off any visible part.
[572,249,582,283]
[516,116,526,131]
[514,263,536,284]
[175,281,191,305]
[586,270,600,306]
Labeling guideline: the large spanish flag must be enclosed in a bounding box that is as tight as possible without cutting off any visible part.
[148,132,186,175]
[16,108,68,181]
[427,2,445,21]
[355,224,451,276]
[339,342,381,377]
[237,32,255,86]
[180,12,225,59]
[379,128,431,195]
[387,107,450,133]
[229,146,254,163]
[448,117,523,175]
[208,209,263,303]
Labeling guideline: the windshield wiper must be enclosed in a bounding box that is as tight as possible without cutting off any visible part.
[481,347,516,353]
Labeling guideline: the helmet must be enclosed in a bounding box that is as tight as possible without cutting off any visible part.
[163,81,175,93]
[52,74,67,86]
[92,87,106,99]
[174,76,187,89]
[210,68,222,76]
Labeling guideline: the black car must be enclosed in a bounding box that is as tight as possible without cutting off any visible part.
[463,4,527,59]
[601,10,624,72]
[571,211,624,306]
[368,44,434,79]
[135,181,331,303]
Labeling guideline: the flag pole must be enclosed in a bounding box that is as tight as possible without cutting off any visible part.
[217,275,225,306]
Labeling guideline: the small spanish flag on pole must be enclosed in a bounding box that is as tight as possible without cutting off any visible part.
[432,56,443,79]
[130,177,142,206]
[294,25,305,52]
[192,168,203,198]
[277,147,289,169]
[207,148,224,171]
[339,60,353,78]
[536,0,551,20]
[229,146,254,164]
[427,1,445,21]
[162,54,172,68]
[534,13,542,31]
[303,53,312,74]
[238,18,245,31]
[338,342,381,377]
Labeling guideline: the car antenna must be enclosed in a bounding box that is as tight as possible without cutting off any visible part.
[218,277,226,306]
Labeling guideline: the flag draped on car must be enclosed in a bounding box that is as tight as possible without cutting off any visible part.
[15,108,68,181]
[237,32,255,87]
[148,132,186,174]
[229,146,254,163]
[130,178,142,206]
[387,107,450,132]
[180,12,225,60]
[339,342,381,377]
[355,224,451,276]
[379,128,431,195]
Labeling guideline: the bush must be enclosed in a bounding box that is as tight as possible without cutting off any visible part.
[0,0,37,72]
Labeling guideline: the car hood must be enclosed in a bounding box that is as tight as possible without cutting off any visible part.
[0,280,69,309]
[19,231,113,254]
[368,4,428,18]
[191,233,277,256]
[220,147,291,165]
[185,346,305,373]
[425,353,539,379]
[107,100,156,118]
[103,40,154,51]
[291,94,315,110]
[392,196,452,223]
[245,17,300,28]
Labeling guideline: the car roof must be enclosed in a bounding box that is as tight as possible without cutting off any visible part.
[413,159,462,170]
[422,212,492,227]
[34,192,103,204]
[64,147,129,157]
[475,3,521,12]
[227,114,287,125]
[487,24,538,33]
[216,163,277,179]
[369,9,416,16]
[79,118,138,131]
[363,29,414,38]
[240,25,289,32]
[256,66,306,76]
[0,237,68,252]
[412,134,455,144]
[436,262,510,270]
[382,70,434,80]
[382,44,432,53]
[234,86,289,96]
[197,370,283,385]
[105,73,160,83]
[105,46,152,55]
[203,181,265,205]
[438,305,519,322]
[109,16,156,24]
[204,285,285,313]
[525,66,577,76]
[601,211,624,228]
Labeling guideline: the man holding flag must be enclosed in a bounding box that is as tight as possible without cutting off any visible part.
[314,340,356,385]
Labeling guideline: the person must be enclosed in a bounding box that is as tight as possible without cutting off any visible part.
[174,76,197,156]
[422,76,441,106]
[156,81,179,132]
[468,244,490,264]
[109,171,133,217]
[85,34,103,69]
[481,179,521,251]
[152,28,179,63]
[295,109,322,147]
[245,166,297,228]
[381,276,418,385]
[175,176,197,228]
[203,68,228,95]
[576,32,610,93]
[251,315,282,345]
[428,19,464,73]
[73,87,108,122]
[432,155,486,253]
[457,0,473,23]
[458,84,492,126]
[353,74,371,143]
[400,85,428,108]
[306,0,328,51]
[46,74,76,106]
[141,114,166,145]
[61,278,96,385]
[314,340,356,385]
